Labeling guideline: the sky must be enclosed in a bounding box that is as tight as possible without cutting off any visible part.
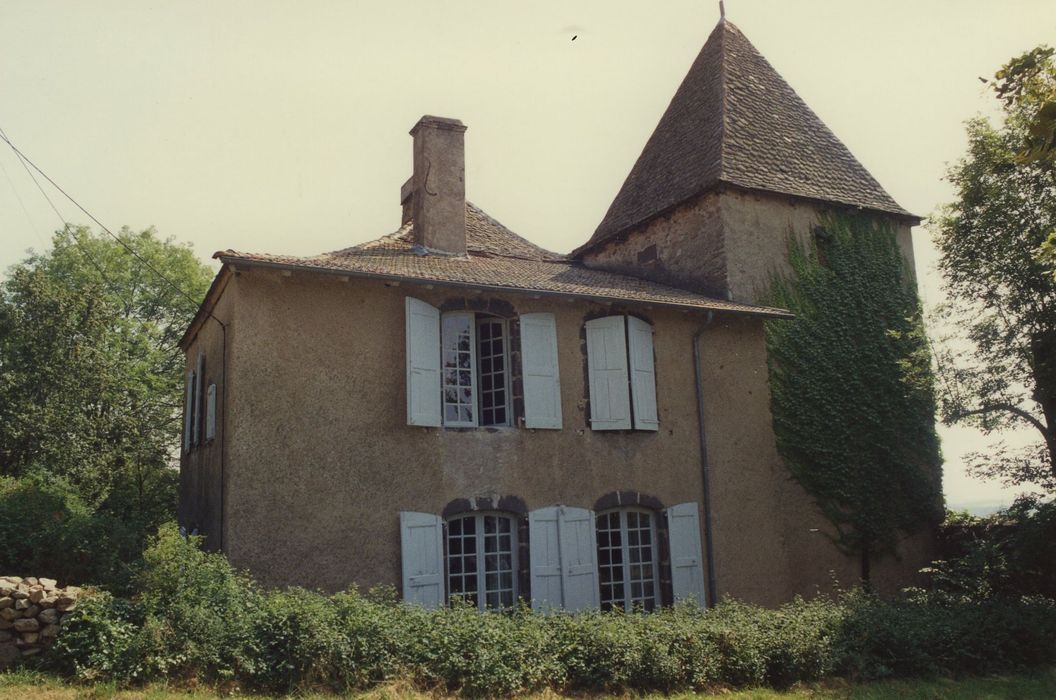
[2,0,1054,510]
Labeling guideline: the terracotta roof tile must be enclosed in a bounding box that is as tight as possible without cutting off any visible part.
[578,19,916,255]
[217,202,790,318]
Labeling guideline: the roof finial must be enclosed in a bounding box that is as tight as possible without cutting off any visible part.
[719,0,725,19]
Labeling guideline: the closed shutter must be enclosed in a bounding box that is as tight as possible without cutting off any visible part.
[399,511,445,607]
[627,316,659,431]
[193,354,204,446]
[520,313,562,429]
[558,506,600,611]
[585,316,631,430]
[528,506,563,610]
[183,371,193,452]
[667,502,706,605]
[205,383,217,441]
[405,297,442,427]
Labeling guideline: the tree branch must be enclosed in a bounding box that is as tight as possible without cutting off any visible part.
[951,403,1049,438]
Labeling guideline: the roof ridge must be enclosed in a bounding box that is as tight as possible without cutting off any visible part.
[717,19,730,182]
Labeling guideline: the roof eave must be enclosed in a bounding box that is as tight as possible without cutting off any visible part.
[573,181,921,258]
[178,265,232,351]
[216,254,793,320]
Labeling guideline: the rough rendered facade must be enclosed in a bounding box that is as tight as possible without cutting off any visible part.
[179,18,937,609]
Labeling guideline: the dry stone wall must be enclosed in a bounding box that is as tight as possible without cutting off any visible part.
[0,576,81,668]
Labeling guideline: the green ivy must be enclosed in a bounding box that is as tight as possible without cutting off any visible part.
[765,214,943,580]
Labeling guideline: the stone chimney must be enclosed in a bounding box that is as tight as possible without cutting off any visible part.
[401,115,467,255]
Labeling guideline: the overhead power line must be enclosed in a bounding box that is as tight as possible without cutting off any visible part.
[0,127,209,316]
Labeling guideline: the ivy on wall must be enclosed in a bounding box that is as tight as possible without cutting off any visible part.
[765,214,943,583]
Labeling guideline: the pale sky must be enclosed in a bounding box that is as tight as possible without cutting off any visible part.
[2,1,1054,510]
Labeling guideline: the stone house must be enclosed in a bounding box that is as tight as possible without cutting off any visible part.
[178,18,932,610]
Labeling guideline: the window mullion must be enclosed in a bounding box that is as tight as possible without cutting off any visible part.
[620,511,633,611]
[475,514,486,610]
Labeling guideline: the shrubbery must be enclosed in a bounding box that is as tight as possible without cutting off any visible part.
[0,475,171,593]
[41,524,1056,696]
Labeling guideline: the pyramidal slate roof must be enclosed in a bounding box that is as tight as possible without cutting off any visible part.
[577,19,916,255]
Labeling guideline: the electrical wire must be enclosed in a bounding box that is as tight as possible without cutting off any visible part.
[0,126,211,317]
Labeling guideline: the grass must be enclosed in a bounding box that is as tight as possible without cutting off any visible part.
[2,668,1055,699]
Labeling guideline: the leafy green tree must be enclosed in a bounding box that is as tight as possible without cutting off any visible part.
[766,215,943,584]
[932,47,1056,490]
[0,226,212,513]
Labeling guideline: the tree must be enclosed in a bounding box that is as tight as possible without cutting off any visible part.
[931,46,1056,491]
[766,214,943,584]
[0,226,212,512]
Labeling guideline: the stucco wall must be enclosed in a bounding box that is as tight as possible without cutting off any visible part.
[216,269,818,604]
[178,278,233,551]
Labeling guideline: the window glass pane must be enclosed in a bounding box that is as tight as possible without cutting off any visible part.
[442,314,476,425]
[477,319,510,427]
[596,509,658,612]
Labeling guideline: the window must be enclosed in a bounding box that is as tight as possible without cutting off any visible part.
[596,509,659,611]
[447,513,518,610]
[406,298,562,430]
[441,313,510,427]
[584,316,658,431]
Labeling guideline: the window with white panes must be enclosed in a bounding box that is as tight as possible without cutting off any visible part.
[476,317,510,426]
[596,509,659,611]
[446,513,518,610]
[440,313,511,428]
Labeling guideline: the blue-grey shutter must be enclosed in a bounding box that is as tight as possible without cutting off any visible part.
[667,502,706,605]
[627,316,659,430]
[528,506,563,610]
[399,511,445,607]
[558,506,600,611]
[521,313,562,429]
[585,316,632,430]
[405,297,442,427]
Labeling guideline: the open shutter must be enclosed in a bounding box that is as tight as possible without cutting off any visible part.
[521,313,562,429]
[585,316,631,430]
[205,383,217,441]
[667,502,706,605]
[183,371,193,452]
[627,316,659,431]
[405,297,442,427]
[528,506,563,610]
[399,511,445,607]
[193,354,204,446]
[559,506,600,611]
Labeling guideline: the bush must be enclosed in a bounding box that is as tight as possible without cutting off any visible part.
[924,496,1056,602]
[0,474,174,593]
[41,526,1056,695]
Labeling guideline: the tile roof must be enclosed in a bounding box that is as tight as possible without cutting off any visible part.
[216,202,790,318]
[578,19,916,255]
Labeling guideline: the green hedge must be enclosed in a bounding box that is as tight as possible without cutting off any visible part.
[43,525,1056,695]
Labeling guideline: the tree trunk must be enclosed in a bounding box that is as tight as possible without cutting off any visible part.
[1030,329,1056,480]
[860,539,872,591]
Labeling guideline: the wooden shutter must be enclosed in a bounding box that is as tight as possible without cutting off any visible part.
[528,506,563,610]
[521,313,562,429]
[558,506,600,611]
[193,353,204,446]
[399,511,445,607]
[667,502,706,605]
[205,383,217,441]
[627,316,659,431]
[405,297,442,427]
[183,371,193,452]
[585,316,632,430]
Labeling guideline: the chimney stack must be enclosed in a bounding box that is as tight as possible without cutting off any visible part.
[402,115,467,255]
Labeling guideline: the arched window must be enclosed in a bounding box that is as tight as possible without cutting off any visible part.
[596,508,659,611]
[447,512,518,609]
